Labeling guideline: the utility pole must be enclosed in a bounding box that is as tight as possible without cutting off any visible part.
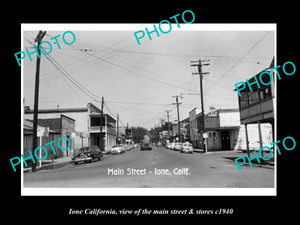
[126,122,129,144]
[32,30,46,172]
[164,110,171,138]
[116,113,119,145]
[191,59,210,152]
[172,95,182,142]
[99,96,104,151]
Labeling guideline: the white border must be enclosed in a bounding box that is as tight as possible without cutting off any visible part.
[21,23,277,196]
[22,188,276,196]
[21,23,276,31]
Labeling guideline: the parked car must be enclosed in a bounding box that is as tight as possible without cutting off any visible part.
[126,144,134,151]
[170,142,176,150]
[73,146,103,164]
[119,144,126,152]
[124,144,130,151]
[156,142,163,147]
[181,142,194,154]
[174,143,183,151]
[111,145,125,155]
[140,141,152,150]
[166,143,172,149]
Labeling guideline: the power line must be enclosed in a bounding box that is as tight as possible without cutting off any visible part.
[204,31,271,94]
[171,95,183,142]
[42,53,101,102]
[43,53,127,129]
[31,31,47,172]
[68,44,192,92]
[106,100,172,106]
[191,59,210,153]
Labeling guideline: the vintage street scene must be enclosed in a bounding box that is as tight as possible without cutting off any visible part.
[22,25,275,190]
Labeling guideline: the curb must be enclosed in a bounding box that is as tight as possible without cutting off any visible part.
[23,160,73,173]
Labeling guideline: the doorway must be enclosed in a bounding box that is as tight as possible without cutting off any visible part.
[221,130,231,150]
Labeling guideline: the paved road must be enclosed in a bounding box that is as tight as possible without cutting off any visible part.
[23,146,274,188]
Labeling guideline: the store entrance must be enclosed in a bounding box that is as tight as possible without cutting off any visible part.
[221,131,230,150]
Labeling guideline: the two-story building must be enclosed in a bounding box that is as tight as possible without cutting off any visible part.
[235,58,275,154]
[24,103,117,154]
[172,117,189,142]
[87,103,117,151]
[189,107,273,152]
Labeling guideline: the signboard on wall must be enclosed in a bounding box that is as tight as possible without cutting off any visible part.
[37,127,49,137]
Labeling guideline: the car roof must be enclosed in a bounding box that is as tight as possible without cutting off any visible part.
[79,146,100,150]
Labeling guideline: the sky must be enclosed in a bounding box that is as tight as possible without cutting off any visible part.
[22,24,275,129]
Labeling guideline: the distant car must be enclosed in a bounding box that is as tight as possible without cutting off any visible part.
[140,142,152,150]
[124,144,130,151]
[73,146,103,164]
[169,142,175,150]
[156,142,162,147]
[174,143,183,151]
[126,144,134,151]
[166,143,172,149]
[181,142,193,154]
[111,145,125,155]
[119,144,126,153]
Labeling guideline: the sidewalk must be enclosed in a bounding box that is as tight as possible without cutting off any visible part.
[23,156,73,173]
[193,148,204,153]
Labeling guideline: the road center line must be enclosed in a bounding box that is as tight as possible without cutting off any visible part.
[151,156,159,165]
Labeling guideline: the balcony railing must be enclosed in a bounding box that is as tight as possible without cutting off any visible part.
[88,126,116,134]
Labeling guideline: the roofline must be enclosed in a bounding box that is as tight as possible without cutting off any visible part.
[24,108,88,114]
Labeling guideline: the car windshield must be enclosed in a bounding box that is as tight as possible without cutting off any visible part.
[79,147,90,152]
[76,152,87,157]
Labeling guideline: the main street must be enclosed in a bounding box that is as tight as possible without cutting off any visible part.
[23,146,274,188]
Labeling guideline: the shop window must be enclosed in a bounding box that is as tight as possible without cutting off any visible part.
[260,86,272,100]
[248,91,259,105]
[90,117,105,126]
[239,91,248,109]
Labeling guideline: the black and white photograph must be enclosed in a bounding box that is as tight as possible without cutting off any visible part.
[4,2,299,221]
[20,24,276,195]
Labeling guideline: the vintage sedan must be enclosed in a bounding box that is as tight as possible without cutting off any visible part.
[73,146,103,164]
[140,142,152,150]
[180,142,194,154]
[174,143,183,151]
[111,145,125,155]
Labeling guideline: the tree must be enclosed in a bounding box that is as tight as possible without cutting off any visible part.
[149,126,163,144]
[131,126,149,143]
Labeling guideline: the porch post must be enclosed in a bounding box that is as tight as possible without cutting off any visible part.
[258,121,264,159]
[245,124,250,156]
